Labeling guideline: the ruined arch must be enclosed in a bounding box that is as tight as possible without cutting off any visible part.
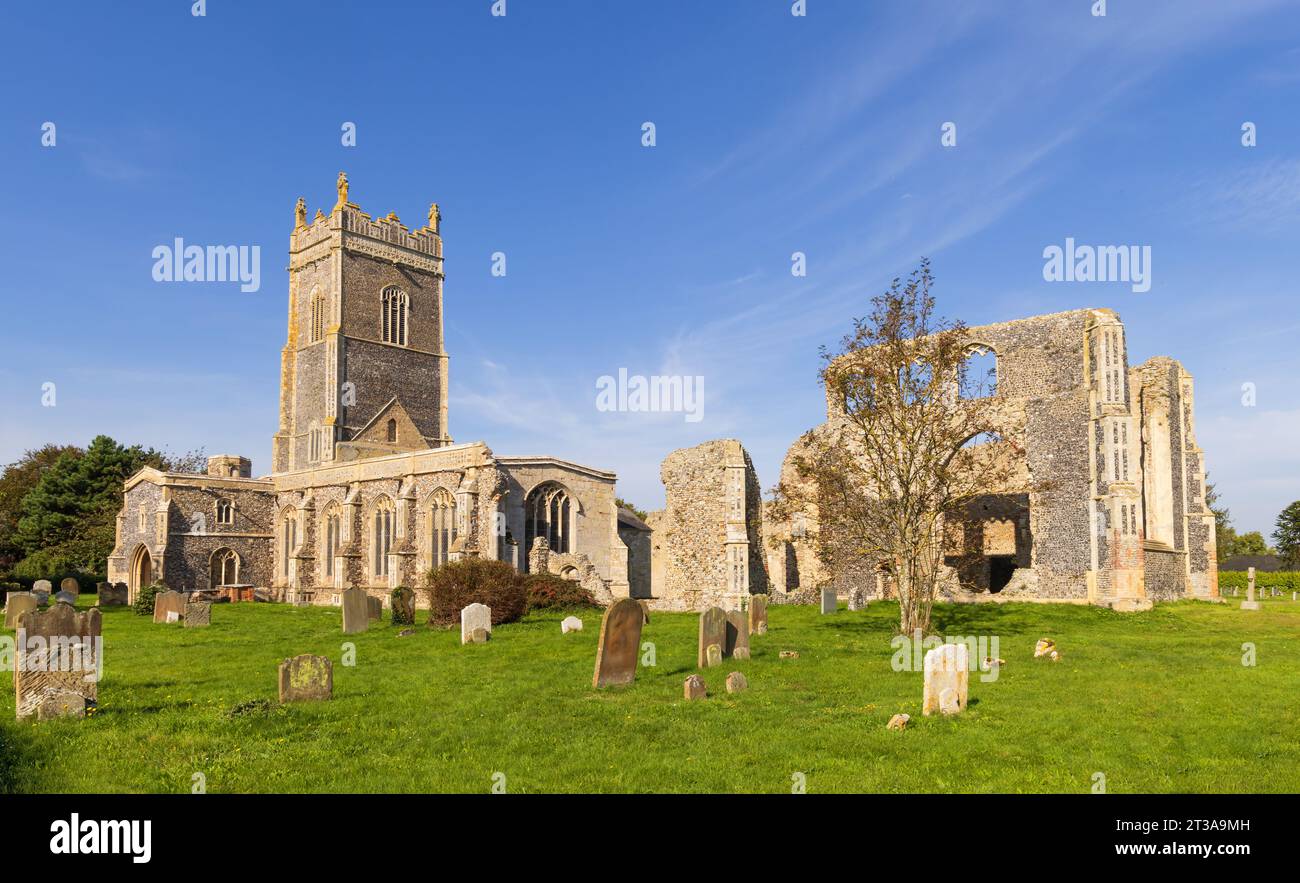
[524,481,576,561]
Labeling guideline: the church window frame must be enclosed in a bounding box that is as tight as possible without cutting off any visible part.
[381,286,409,347]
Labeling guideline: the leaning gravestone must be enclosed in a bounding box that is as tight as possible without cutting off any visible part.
[749,593,768,635]
[561,615,583,634]
[278,654,333,703]
[14,603,101,720]
[32,580,52,605]
[54,591,76,606]
[367,595,382,621]
[341,587,369,635]
[153,590,187,624]
[698,607,727,668]
[96,582,127,607]
[460,603,492,645]
[184,600,212,628]
[4,592,37,629]
[820,588,837,614]
[391,587,416,626]
[724,610,750,660]
[922,643,969,716]
[59,578,80,598]
[591,598,645,688]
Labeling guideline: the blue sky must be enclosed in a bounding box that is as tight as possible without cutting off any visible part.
[1,0,1297,534]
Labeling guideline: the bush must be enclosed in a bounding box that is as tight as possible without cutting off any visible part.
[134,583,162,616]
[523,572,598,611]
[391,586,415,626]
[1219,571,1300,593]
[424,559,527,628]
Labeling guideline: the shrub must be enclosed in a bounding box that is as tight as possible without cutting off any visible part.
[424,559,527,628]
[134,583,162,616]
[523,572,598,611]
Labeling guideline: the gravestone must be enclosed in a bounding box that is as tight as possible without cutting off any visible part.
[32,580,52,605]
[561,615,583,634]
[59,578,80,598]
[922,643,969,716]
[725,671,748,693]
[724,610,750,660]
[684,675,706,700]
[184,600,212,628]
[5,592,38,629]
[460,603,492,645]
[14,603,101,720]
[54,591,77,606]
[820,588,837,614]
[847,588,867,611]
[391,587,416,626]
[698,607,726,668]
[367,595,382,621]
[1241,567,1260,611]
[591,598,644,688]
[469,627,490,644]
[749,594,768,635]
[341,587,370,635]
[96,582,127,606]
[278,654,333,702]
[153,590,187,624]
[706,644,723,667]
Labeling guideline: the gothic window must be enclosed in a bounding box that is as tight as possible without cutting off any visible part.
[323,505,341,578]
[381,286,408,346]
[210,547,240,588]
[310,288,326,343]
[281,508,298,580]
[524,482,573,565]
[372,496,394,578]
[309,422,321,462]
[959,345,998,399]
[428,488,457,569]
[387,418,397,444]
[138,511,147,532]
[215,498,233,526]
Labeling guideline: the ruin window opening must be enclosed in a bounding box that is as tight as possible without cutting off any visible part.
[960,346,997,399]
[524,482,573,565]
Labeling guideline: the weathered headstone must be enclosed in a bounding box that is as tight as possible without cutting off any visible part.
[684,675,707,700]
[460,602,492,645]
[725,671,748,693]
[341,587,369,634]
[639,600,651,624]
[561,615,583,634]
[1033,638,1056,658]
[367,595,382,621]
[922,643,969,716]
[1241,567,1260,611]
[698,606,726,668]
[470,627,490,644]
[820,588,837,614]
[278,654,333,702]
[391,587,416,625]
[53,591,77,606]
[592,598,645,688]
[184,600,212,628]
[153,590,187,624]
[724,610,750,660]
[706,644,723,667]
[59,578,80,598]
[14,603,101,720]
[5,592,37,629]
[32,579,52,605]
[749,593,768,635]
[847,588,867,611]
[97,582,128,606]
[886,713,910,731]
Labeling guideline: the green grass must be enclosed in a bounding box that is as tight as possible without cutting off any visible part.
[3,594,1299,793]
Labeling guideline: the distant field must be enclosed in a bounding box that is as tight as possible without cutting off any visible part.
[2,595,1298,793]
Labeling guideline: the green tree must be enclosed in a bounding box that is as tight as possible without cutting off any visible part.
[1225,531,1272,558]
[1273,501,1300,569]
[0,443,83,575]
[615,497,649,521]
[1204,477,1237,562]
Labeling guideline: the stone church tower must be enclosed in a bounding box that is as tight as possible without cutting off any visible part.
[272,172,452,473]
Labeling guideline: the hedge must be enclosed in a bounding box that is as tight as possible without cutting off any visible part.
[1219,571,1300,592]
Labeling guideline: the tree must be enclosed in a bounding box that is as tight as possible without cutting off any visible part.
[771,259,1013,635]
[0,443,83,575]
[615,497,649,521]
[1273,501,1300,569]
[1204,477,1237,562]
[1225,531,1272,558]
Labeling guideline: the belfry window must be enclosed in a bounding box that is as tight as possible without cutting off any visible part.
[381,286,408,346]
[310,289,326,343]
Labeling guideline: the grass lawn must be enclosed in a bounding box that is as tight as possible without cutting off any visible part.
[2,594,1298,793]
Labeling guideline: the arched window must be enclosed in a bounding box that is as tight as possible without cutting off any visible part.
[281,508,299,580]
[428,488,457,569]
[308,421,321,462]
[386,418,397,444]
[215,498,233,526]
[524,482,573,565]
[960,345,998,399]
[310,288,326,343]
[322,504,341,579]
[381,286,408,346]
[372,496,395,578]
[210,547,240,588]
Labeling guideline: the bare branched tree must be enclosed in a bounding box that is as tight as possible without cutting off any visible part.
[771,259,1014,635]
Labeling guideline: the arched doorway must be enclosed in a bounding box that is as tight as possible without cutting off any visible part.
[131,545,153,593]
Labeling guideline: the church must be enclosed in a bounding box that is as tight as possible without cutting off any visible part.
[107,174,644,606]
